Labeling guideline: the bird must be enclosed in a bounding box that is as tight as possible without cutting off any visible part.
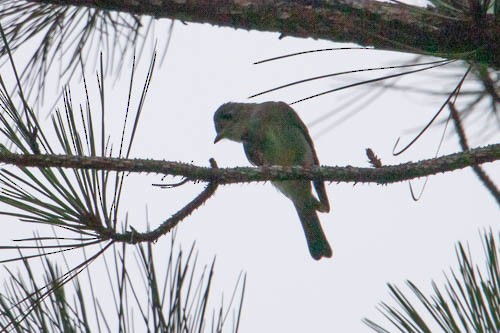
[213,101,332,260]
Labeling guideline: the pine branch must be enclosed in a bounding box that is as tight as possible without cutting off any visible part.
[31,0,500,69]
[0,144,498,185]
[365,230,500,333]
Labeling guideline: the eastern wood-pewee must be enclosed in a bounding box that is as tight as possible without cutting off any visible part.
[214,101,332,260]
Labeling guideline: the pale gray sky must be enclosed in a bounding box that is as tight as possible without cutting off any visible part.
[1,9,498,333]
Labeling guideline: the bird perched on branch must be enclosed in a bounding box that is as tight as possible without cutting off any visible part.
[213,101,332,260]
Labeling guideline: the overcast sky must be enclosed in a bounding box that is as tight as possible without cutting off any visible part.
[1,5,499,333]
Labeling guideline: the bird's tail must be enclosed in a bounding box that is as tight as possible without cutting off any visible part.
[294,203,332,260]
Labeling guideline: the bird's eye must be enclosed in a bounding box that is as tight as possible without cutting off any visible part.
[220,112,233,121]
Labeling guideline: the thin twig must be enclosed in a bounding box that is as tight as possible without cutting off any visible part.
[449,103,500,205]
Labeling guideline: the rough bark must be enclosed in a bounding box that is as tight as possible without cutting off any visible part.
[0,144,498,184]
[33,0,500,69]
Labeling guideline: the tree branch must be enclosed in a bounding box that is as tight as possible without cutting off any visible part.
[32,0,500,69]
[100,158,220,243]
[0,144,498,184]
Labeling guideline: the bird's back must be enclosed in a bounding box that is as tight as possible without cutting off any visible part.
[243,102,330,212]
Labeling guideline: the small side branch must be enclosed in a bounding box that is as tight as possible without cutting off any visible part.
[366,148,383,168]
[102,159,219,243]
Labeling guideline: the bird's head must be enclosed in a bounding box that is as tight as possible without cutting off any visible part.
[213,103,253,143]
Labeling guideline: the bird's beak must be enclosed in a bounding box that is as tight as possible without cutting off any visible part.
[214,133,223,144]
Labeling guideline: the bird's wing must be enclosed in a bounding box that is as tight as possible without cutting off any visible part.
[243,138,265,166]
[277,103,331,213]
[242,102,330,212]
[241,106,273,166]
